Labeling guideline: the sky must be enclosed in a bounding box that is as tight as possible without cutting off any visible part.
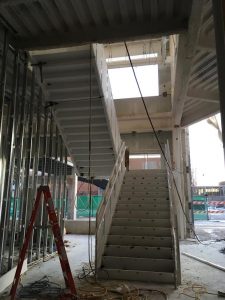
[108,65,159,99]
[189,113,225,186]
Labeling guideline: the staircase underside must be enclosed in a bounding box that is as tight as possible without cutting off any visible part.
[31,45,115,178]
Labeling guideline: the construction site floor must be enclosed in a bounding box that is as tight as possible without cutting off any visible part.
[1,232,225,299]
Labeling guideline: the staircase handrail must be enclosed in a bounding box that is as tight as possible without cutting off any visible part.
[95,141,126,270]
[165,141,181,287]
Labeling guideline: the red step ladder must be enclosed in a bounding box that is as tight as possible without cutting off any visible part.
[10,186,77,299]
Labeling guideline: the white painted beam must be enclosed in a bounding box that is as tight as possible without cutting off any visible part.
[15,19,188,50]
[107,56,164,68]
[172,0,204,125]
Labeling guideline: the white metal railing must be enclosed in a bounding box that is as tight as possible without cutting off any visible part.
[92,44,121,155]
[165,141,181,287]
[95,141,126,270]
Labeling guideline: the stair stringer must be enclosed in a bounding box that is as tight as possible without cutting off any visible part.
[95,142,126,271]
[92,44,121,156]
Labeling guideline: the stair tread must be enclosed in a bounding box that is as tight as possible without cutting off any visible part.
[103,255,173,261]
[113,217,170,221]
[105,245,172,249]
[104,245,173,259]
[114,211,170,219]
[112,218,170,227]
[102,256,174,272]
[99,268,173,274]
[108,234,172,239]
[97,268,174,283]
[111,225,171,229]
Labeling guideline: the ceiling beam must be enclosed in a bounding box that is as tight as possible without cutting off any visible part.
[172,0,204,126]
[14,18,188,50]
[107,57,164,68]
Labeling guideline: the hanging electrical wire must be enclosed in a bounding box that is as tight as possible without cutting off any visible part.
[124,41,203,244]
[87,43,95,276]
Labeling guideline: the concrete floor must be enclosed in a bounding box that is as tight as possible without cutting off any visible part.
[1,231,225,299]
[195,220,225,241]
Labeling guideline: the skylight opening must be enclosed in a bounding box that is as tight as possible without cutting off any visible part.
[108,64,159,99]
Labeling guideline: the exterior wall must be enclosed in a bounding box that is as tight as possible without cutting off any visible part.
[121,131,172,153]
[129,156,161,170]
[121,131,172,169]
[65,220,96,234]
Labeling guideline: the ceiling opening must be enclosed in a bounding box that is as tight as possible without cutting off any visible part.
[108,64,159,99]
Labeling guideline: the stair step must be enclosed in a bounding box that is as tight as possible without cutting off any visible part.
[121,186,168,192]
[120,191,169,198]
[119,198,169,204]
[124,173,167,181]
[104,245,172,259]
[97,268,174,283]
[102,256,174,272]
[112,218,170,227]
[116,203,169,211]
[107,235,172,247]
[110,226,171,237]
[125,170,167,176]
[114,210,170,219]
[123,176,168,187]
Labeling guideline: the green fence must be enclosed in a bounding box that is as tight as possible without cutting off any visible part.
[9,195,103,219]
[76,195,103,218]
[192,195,208,220]
[9,197,67,219]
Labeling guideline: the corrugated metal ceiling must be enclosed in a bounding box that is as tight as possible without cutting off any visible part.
[181,0,219,126]
[0,0,192,49]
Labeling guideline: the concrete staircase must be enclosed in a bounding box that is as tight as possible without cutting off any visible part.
[30,44,120,178]
[98,169,175,283]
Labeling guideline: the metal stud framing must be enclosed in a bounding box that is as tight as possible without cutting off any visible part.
[0,30,70,276]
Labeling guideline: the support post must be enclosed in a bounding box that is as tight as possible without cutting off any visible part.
[172,127,186,239]
[67,174,77,220]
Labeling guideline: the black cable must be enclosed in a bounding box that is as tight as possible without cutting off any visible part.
[88,44,96,275]
[124,41,203,244]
